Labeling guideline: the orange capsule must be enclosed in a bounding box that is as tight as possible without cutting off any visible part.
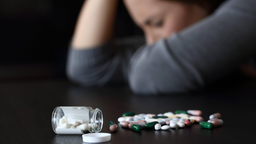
[109,124,118,132]
[187,110,202,116]
[109,121,118,132]
[121,121,129,128]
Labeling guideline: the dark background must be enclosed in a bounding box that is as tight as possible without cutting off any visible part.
[1,1,256,143]
[0,0,143,81]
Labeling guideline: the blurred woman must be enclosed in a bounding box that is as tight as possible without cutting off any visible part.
[67,0,256,94]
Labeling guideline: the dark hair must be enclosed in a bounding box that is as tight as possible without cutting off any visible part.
[171,0,226,13]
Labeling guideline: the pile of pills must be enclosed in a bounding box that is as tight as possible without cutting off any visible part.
[56,116,91,131]
[108,110,223,132]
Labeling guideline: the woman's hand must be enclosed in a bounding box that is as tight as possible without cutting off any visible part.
[72,0,118,49]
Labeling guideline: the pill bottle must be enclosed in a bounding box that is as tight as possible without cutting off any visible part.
[52,106,103,134]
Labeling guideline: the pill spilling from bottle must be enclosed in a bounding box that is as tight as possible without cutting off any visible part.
[108,121,118,132]
[109,110,223,132]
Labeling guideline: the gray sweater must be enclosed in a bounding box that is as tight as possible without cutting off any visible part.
[67,0,256,94]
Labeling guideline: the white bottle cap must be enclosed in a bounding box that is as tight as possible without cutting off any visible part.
[82,133,111,143]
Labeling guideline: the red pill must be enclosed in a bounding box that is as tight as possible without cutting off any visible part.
[184,119,191,126]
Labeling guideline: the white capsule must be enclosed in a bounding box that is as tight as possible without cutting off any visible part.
[88,124,93,129]
[157,113,164,116]
[136,116,144,120]
[57,123,69,129]
[77,124,88,131]
[175,114,189,118]
[207,120,213,123]
[146,118,159,123]
[170,120,178,124]
[178,119,186,123]
[158,120,165,125]
[209,113,221,120]
[133,118,139,122]
[135,114,145,117]
[118,117,126,122]
[164,112,174,116]
[154,123,161,130]
[62,116,67,121]
[70,125,76,129]
[172,118,180,122]
[144,117,150,120]
[68,119,82,126]
[170,122,177,128]
[126,117,134,121]
[165,118,172,121]
[144,115,152,119]
[144,114,155,118]
[161,125,171,130]
[59,118,65,126]
[177,122,185,128]
[180,118,188,120]
[175,114,188,116]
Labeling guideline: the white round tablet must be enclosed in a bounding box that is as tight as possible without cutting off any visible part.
[82,133,111,143]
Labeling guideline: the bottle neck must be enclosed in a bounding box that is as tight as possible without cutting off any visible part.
[89,108,103,133]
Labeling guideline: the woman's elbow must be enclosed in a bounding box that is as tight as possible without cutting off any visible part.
[66,67,85,85]
[128,66,204,95]
[66,67,97,87]
[66,65,113,87]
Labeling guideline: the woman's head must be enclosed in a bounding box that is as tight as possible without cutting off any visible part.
[124,0,225,45]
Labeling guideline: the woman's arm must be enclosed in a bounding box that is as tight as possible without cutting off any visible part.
[71,0,118,49]
[128,0,256,94]
[67,0,125,86]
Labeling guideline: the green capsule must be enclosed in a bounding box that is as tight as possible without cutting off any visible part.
[175,110,188,114]
[109,121,115,127]
[122,111,135,117]
[131,124,142,132]
[145,122,158,128]
[152,116,168,119]
[199,121,213,129]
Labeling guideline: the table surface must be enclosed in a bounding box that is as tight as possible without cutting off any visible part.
[0,78,256,144]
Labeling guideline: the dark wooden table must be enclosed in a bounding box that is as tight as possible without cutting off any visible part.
[0,78,256,144]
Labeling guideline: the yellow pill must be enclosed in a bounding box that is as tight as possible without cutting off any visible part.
[167,115,178,118]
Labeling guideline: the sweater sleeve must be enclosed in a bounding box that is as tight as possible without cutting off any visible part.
[66,37,144,86]
[128,0,256,94]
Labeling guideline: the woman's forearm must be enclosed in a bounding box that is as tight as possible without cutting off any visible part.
[71,0,118,49]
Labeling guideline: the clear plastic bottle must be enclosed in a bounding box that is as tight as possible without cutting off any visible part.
[52,106,103,134]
